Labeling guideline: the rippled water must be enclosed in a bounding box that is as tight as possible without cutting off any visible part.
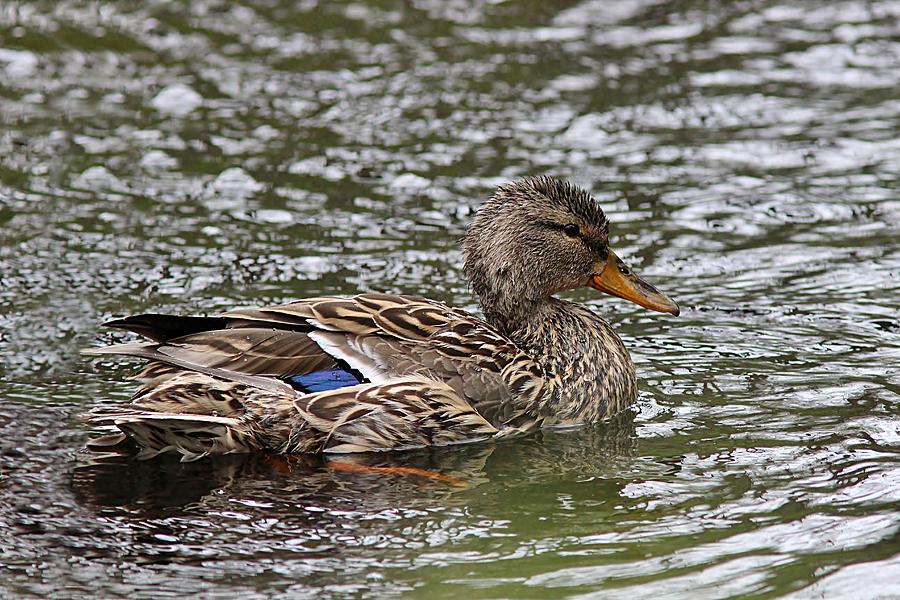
[1,1,899,597]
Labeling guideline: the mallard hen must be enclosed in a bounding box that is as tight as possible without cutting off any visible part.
[85,176,678,460]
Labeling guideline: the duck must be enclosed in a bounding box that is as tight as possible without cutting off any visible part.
[85,176,679,461]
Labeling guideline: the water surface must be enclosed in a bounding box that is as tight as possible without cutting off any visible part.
[1,1,898,597]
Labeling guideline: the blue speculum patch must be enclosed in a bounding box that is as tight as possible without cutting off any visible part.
[287,368,364,393]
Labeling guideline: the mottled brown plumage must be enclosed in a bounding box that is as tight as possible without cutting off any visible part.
[84,176,678,461]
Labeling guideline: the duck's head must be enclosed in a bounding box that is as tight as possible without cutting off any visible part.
[463,176,679,333]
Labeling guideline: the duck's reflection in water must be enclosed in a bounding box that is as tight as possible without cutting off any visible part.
[71,410,637,517]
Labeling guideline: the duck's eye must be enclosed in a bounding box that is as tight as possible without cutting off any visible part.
[562,223,580,237]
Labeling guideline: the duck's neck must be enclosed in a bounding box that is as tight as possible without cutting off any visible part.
[491,297,637,424]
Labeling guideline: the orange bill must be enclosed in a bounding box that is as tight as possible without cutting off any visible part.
[590,250,680,316]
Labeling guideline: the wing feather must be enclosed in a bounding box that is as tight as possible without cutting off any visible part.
[293,377,498,453]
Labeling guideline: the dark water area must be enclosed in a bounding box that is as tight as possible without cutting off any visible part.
[1,0,898,597]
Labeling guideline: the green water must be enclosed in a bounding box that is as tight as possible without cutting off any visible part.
[1,1,898,597]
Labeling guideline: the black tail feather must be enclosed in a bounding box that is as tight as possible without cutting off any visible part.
[104,314,229,342]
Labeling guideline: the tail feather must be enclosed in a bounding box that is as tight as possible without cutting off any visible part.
[92,413,260,462]
[82,342,297,396]
[82,342,155,358]
[84,427,134,455]
[103,313,229,342]
[85,371,305,461]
